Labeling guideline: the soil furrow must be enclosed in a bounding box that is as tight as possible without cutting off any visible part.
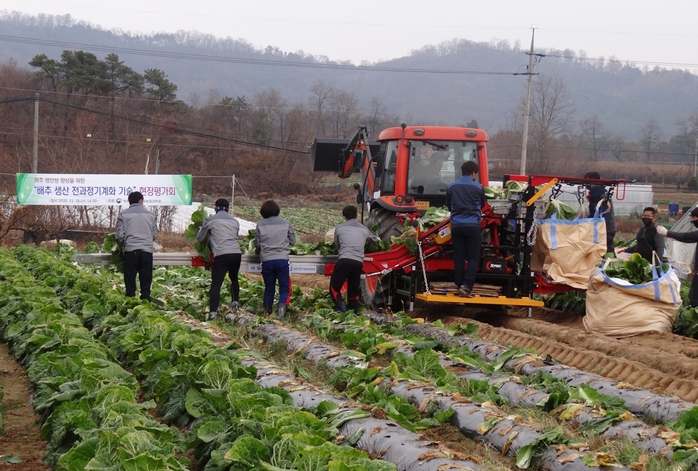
[0,343,51,471]
[417,308,698,403]
[502,308,698,379]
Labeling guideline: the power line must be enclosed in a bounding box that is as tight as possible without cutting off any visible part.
[0,96,33,105]
[0,84,489,123]
[543,53,698,69]
[3,31,695,75]
[0,85,166,104]
[0,127,311,149]
[36,96,309,154]
[0,34,517,75]
[492,142,698,158]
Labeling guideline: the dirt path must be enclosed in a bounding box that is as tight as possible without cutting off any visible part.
[0,342,50,470]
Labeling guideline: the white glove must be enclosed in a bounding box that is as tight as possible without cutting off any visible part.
[656,225,668,236]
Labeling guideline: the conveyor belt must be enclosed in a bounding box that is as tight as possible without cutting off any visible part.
[73,252,338,275]
[74,252,197,266]
[241,254,338,275]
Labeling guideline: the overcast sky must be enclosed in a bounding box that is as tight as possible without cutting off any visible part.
[1,0,697,70]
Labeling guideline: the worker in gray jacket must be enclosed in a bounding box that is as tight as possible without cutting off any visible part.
[196,198,242,320]
[255,199,296,319]
[330,205,379,313]
[116,191,158,301]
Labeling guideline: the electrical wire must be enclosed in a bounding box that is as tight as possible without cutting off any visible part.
[0,34,518,75]
[35,96,309,154]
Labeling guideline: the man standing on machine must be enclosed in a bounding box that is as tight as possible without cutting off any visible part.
[446,160,486,297]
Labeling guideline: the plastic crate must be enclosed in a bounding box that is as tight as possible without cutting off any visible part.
[488,199,510,215]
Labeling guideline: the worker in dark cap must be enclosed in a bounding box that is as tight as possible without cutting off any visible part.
[196,198,242,320]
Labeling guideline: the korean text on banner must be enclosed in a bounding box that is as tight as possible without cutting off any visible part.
[16,174,192,206]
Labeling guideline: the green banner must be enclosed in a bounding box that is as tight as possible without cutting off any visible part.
[16,174,193,206]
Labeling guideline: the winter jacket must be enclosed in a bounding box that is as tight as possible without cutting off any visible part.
[196,210,241,256]
[446,176,486,226]
[588,184,616,234]
[334,219,379,262]
[626,225,666,262]
[668,228,698,271]
[255,216,296,262]
[116,204,157,252]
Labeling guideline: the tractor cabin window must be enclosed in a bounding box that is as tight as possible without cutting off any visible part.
[379,141,399,195]
[408,140,479,196]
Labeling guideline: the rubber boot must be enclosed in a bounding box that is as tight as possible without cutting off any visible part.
[263,303,273,315]
[334,300,347,313]
[347,299,360,314]
[277,304,287,320]
[225,302,239,323]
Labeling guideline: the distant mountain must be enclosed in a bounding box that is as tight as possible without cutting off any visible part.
[1,12,697,141]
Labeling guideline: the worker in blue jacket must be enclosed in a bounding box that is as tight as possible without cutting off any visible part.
[330,205,380,312]
[446,160,486,297]
[196,198,241,320]
[116,191,158,301]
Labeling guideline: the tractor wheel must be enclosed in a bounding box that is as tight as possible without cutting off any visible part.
[361,274,404,313]
[362,208,405,312]
[365,207,403,241]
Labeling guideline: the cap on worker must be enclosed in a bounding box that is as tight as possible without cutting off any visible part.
[215,198,230,212]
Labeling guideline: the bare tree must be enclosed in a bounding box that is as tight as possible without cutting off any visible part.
[579,115,607,161]
[639,119,662,163]
[328,90,359,138]
[525,75,575,173]
[255,88,289,147]
[677,112,698,136]
[281,102,312,152]
[364,97,388,136]
[308,81,335,137]
[607,136,630,162]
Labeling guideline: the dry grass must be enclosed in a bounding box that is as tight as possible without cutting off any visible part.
[158,232,192,251]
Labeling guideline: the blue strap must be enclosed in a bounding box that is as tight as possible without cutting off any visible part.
[593,220,599,244]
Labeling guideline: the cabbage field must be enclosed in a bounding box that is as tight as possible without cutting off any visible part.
[3,244,698,471]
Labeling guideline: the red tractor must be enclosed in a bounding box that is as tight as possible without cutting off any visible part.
[312,124,490,240]
[312,124,505,311]
[311,124,623,313]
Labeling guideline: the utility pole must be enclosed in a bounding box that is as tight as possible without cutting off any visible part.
[694,137,698,178]
[520,29,536,176]
[32,93,39,173]
[231,175,236,214]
